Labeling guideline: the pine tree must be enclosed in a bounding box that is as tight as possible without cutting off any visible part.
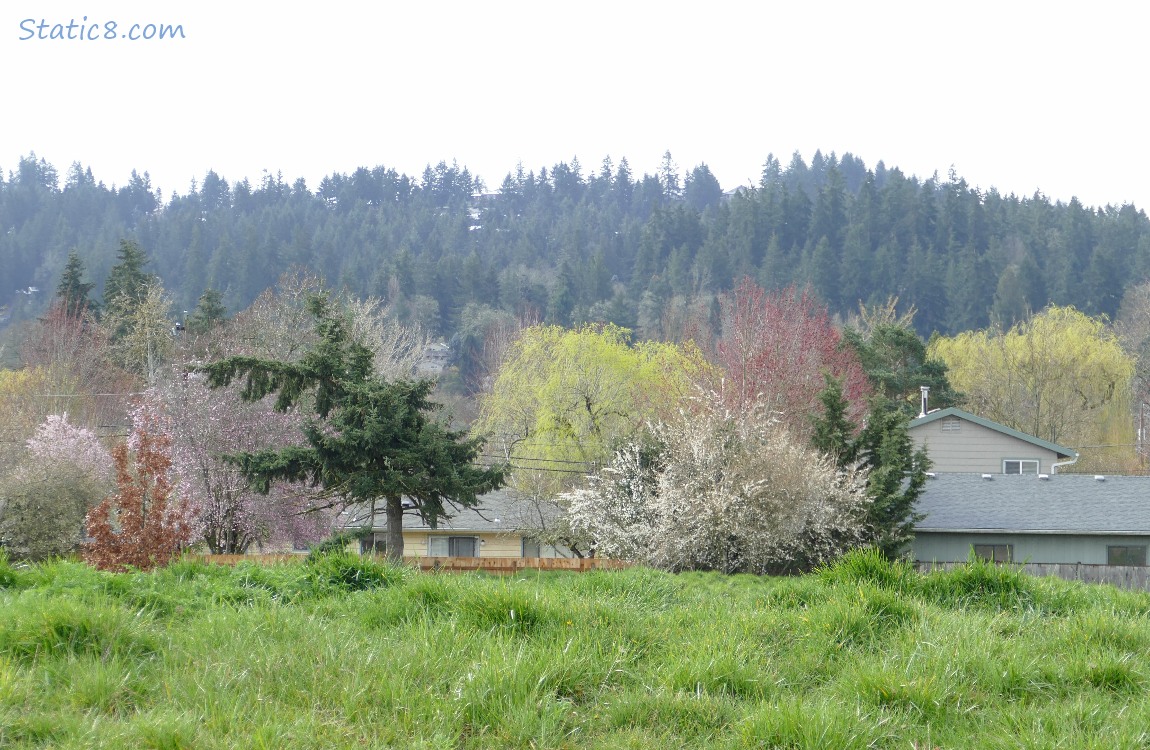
[186,288,228,335]
[854,400,929,559]
[200,294,506,561]
[811,373,857,465]
[55,249,98,318]
[811,382,929,559]
[102,238,155,325]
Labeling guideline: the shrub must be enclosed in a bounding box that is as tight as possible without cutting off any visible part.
[84,401,197,572]
[305,551,405,593]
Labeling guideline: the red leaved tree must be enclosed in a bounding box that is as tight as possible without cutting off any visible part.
[717,278,870,440]
[84,399,198,571]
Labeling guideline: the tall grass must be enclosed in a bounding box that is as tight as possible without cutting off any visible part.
[3,549,1150,747]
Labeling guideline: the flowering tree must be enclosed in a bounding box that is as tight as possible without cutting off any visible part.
[563,392,871,574]
[0,414,113,562]
[84,400,198,571]
[158,377,328,553]
[717,278,870,440]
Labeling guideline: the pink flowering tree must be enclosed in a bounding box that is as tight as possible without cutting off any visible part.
[157,377,330,553]
[0,413,114,561]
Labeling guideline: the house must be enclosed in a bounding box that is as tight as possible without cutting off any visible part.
[912,473,1150,566]
[416,342,452,377]
[907,407,1150,568]
[908,407,1078,475]
[339,488,572,559]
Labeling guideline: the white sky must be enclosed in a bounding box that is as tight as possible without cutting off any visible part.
[3,1,1146,209]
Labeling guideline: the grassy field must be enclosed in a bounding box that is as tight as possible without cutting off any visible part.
[3,549,1150,749]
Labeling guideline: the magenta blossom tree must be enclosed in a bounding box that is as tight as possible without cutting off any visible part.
[157,377,330,553]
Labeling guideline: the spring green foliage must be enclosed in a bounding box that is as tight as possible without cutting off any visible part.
[200,294,506,561]
[929,305,1135,447]
[476,323,710,497]
[5,552,1150,748]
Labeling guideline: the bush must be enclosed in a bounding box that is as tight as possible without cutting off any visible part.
[0,464,106,562]
[305,551,405,593]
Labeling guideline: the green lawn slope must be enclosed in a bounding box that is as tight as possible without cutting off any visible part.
[3,549,1150,749]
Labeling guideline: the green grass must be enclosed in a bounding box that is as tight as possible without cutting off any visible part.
[4,548,1150,747]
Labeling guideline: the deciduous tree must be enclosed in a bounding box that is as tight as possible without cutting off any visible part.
[475,323,710,502]
[929,305,1135,451]
[84,400,198,571]
[157,378,322,554]
[717,278,870,438]
[0,414,113,562]
[564,391,870,573]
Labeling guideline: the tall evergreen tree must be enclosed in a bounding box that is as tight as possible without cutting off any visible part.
[812,382,929,559]
[102,239,154,320]
[186,288,228,335]
[55,249,98,318]
[854,399,929,559]
[200,294,506,561]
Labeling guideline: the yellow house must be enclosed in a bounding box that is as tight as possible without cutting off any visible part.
[339,488,572,559]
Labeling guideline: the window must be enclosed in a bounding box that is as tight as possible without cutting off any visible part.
[1003,460,1039,475]
[1108,545,1147,566]
[522,537,541,558]
[973,544,1012,563]
[428,535,479,557]
[360,532,386,555]
[941,418,962,433]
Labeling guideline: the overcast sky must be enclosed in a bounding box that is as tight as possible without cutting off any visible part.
[4,1,1146,210]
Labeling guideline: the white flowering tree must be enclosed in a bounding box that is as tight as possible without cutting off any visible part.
[562,394,872,574]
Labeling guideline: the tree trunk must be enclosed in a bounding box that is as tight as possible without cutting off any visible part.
[385,495,404,563]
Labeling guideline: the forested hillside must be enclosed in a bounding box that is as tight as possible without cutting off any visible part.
[3,150,1149,346]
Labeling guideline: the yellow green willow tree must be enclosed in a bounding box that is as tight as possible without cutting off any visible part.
[475,324,710,550]
[928,306,1135,454]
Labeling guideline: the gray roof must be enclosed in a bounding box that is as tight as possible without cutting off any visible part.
[341,488,558,533]
[909,407,1077,459]
[915,473,1150,535]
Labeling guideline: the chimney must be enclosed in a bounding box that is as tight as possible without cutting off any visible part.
[919,386,930,418]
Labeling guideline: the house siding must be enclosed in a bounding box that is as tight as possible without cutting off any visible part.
[913,531,1150,565]
[911,419,1061,474]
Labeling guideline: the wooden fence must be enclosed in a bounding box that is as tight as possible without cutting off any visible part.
[915,561,1150,591]
[184,554,629,574]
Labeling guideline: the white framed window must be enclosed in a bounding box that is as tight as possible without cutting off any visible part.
[1003,459,1039,475]
[428,535,479,557]
[941,418,962,433]
[522,537,541,558]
